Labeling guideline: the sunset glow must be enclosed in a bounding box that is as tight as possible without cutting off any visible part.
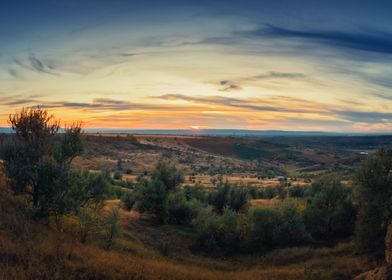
[1,1,392,132]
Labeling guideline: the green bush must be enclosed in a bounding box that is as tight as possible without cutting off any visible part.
[136,161,185,223]
[103,206,122,248]
[249,202,309,250]
[209,183,249,213]
[287,185,305,198]
[138,179,168,223]
[192,208,250,254]
[113,171,123,180]
[151,161,184,191]
[76,206,104,243]
[304,175,356,239]
[167,192,203,225]
[121,191,137,211]
[259,186,278,199]
[183,183,208,202]
[354,148,392,256]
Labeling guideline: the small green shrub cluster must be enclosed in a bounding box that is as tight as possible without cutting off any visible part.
[192,202,309,254]
[207,182,249,213]
[304,174,356,239]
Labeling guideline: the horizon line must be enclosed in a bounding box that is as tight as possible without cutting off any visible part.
[1,127,390,136]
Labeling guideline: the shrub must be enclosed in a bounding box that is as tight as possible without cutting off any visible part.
[136,162,184,222]
[287,185,305,198]
[209,183,249,213]
[121,191,137,211]
[183,183,208,202]
[113,171,123,180]
[103,207,122,248]
[138,179,168,223]
[76,206,104,243]
[249,202,309,250]
[260,186,278,199]
[151,161,184,192]
[276,202,310,246]
[167,192,203,225]
[304,175,356,239]
[192,208,250,254]
[354,148,392,256]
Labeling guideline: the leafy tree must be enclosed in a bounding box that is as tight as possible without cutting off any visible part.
[167,192,202,225]
[183,183,208,202]
[137,161,184,222]
[1,108,105,216]
[304,175,356,239]
[138,179,169,222]
[151,161,184,192]
[249,202,309,249]
[210,183,249,213]
[355,148,392,256]
[192,208,249,254]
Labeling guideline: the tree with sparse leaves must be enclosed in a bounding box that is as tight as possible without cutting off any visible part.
[1,107,108,216]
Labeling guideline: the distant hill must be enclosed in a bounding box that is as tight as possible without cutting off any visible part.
[79,129,391,137]
[1,127,391,137]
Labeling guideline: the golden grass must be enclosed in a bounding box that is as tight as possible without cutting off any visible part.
[249,198,282,207]
[0,180,374,280]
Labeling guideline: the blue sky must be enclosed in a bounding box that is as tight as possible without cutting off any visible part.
[1,0,392,131]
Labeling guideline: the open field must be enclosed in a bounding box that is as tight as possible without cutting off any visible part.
[4,131,384,183]
[72,133,390,184]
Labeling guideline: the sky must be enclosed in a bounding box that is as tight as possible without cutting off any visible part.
[1,0,392,132]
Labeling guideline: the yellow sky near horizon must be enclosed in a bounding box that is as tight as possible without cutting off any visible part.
[1,2,392,132]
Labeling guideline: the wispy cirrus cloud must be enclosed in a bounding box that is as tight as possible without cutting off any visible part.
[0,96,207,113]
[215,71,307,92]
[332,110,392,123]
[11,54,58,76]
[244,24,392,55]
[153,94,324,114]
[153,94,392,125]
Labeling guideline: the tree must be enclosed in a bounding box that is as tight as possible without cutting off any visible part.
[167,192,202,225]
[304,174,356,239]
[1,108,104,216]
[151,161,184,192]
[209,183,249,213]
[355,148,392,256]
[138,179,168,222]
[137,161,184,222]
[249,202,309,250]
[104,207,122,248]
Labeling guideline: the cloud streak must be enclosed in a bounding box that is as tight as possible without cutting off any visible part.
[246,25,392,55]
[11,54,58,76]
[153,94,324,114]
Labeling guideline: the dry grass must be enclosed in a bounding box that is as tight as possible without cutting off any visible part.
[249,198,282,207]
[0,179,374,280]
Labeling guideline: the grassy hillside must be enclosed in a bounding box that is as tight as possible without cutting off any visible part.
[0,185,375,280]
